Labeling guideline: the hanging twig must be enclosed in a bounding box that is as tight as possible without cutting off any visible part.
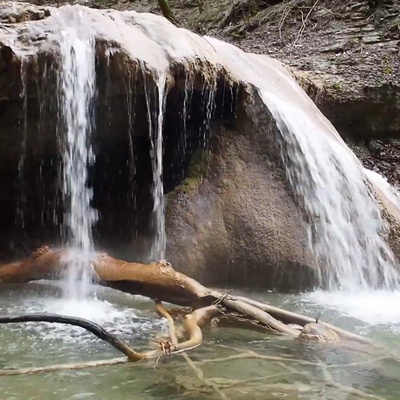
[295,0,320,43]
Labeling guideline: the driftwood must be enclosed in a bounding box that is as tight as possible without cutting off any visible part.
[0,313,140,360]
[0,246,371,341]
[0,246,375,375]
[0,302,221,376]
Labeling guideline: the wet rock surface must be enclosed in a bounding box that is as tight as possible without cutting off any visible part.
[165,98,317,290]
[299,322,340,343]
[18,0,400,189]
[193,1,400,137]
[210,0,400,190]
[0,2,320,287]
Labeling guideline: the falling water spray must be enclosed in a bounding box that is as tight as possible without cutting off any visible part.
[151,73,167,261]
[16,61,28,232]
[57,10,97,298]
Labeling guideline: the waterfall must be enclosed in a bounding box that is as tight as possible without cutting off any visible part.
[57,10,97,298]
[147,72,167,261]
[125,69,137,212]
[206,37,400,290]
[266,94,399,290]
[16,61,28,232]
[4,5,399,292]
[364,169,400,210]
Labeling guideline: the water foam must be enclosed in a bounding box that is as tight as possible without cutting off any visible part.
[305,290,400,326]
[1,285,165,343]
[364,168,400,209]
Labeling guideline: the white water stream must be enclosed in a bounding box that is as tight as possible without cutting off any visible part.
[57,9,98,298]
[16,61,28,231]
[365,168,400,209]
[205,38,400,292]
[150,72,167,261]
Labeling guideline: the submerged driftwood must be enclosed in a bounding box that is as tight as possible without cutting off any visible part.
[0,246,374,375]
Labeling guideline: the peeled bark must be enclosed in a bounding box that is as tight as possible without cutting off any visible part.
[0,246,66,283]
[92,253,217,307]
[0,246,372,345]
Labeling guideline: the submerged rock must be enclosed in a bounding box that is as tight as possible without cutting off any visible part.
[299,322,340,343]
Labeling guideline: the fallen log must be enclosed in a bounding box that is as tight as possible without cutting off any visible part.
[0,246,371,345]
[228,296,373,345]
[0,246,66,283]
[222,298,300,337]
[92,253,218,308]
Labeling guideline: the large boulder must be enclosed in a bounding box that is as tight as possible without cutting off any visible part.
[165,96,316,290]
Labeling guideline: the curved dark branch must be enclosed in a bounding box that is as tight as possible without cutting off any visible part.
[0,313,141,360]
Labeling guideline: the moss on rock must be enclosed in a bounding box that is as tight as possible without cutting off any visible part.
[178,149,212,194]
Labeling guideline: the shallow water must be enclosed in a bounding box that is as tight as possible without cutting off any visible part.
[1,284,400,400]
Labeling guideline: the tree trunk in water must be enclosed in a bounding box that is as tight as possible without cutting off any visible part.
[0,246,372,345]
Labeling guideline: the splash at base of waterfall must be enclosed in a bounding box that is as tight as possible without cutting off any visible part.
[1,282,165,343]
[305,289,400,328]
[61,249,98,300]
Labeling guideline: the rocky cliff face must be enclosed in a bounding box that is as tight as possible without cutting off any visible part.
[178,0,400,247]
[182,1,399,130]
[18,0,400,182]
[200,0,400,184]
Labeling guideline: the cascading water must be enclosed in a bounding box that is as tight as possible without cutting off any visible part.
[206,38,400,291]
[201,78,217,147]
[149,72,167,261]
[364,168,400,210]
[125,70,137,211]
[16,61,28,232]
[267,97,399,290]
[182,74,192,151]
[57,10,97,298]
[2,4,399,295]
